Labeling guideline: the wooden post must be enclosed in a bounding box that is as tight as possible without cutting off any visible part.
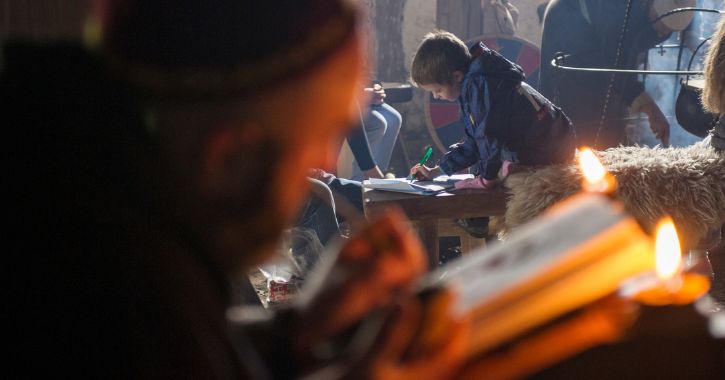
[436,0,484,40]
[421,219,440,269]
[372,0,408,82]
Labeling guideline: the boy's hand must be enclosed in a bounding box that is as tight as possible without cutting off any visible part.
[409,164,441,180]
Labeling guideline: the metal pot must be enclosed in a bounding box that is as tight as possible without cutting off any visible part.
[675,78,717,138]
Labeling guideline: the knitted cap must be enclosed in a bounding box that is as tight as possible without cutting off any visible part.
[89,0,358,98]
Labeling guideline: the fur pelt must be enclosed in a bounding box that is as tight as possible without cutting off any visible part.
[500,141,725,249]
[702,14,725,114]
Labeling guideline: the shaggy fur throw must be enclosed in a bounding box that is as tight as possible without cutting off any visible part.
[500,141,725,250]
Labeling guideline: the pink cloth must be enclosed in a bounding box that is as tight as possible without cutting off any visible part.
[499,160,513,178]
[454,176,497,189]
[453,160,515,190]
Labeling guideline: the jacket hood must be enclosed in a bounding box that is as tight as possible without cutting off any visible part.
[467,41,524,83]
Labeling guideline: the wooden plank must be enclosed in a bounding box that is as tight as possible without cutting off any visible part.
[363,187,508,221]
[436,0,483,39]
[421,220,440,269]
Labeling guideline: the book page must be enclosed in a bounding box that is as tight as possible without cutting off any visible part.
[426,195,626,313]
[363,178,450,194]
[419,194,656,354]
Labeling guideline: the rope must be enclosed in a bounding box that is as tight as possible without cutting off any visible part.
[594,0,634,149]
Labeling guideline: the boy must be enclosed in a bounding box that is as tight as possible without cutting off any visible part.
[409,31,575,188]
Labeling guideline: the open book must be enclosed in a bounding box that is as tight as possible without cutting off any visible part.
[422,193,655,356]
[362,178,449,195]
[362,174,473,195]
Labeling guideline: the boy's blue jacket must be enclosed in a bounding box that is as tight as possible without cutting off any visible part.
[438,42,575,179]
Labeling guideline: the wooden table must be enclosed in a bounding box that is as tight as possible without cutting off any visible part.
[362,187,508,268]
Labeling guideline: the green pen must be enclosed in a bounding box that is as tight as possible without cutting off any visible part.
[407,146,433,180]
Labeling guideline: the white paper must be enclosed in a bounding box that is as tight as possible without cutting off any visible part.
[362,178,449,195]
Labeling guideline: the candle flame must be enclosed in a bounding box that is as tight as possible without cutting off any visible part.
[578,147,607,187]
[655,217,682,281]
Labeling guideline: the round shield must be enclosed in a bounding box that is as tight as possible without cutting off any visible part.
[424,34,541,152]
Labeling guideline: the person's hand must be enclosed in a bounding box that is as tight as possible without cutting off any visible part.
[291,209,426,359]
[289,209,470,379]
[293,206,470,380]
[307,168,328,181]
[364,84,386,105]
[409,165,441,180]
[498,160,513,178]
[351,288,471,380]
[640,100,670,146]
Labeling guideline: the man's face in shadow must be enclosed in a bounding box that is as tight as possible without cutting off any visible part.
[185,31,366,271]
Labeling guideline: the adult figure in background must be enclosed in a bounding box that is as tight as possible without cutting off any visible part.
[540,0,684,149]
[9,0,468,377]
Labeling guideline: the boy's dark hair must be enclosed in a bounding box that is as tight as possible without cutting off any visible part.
[411,30,471,86]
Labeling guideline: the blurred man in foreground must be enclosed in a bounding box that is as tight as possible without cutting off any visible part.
[8,0,467,378]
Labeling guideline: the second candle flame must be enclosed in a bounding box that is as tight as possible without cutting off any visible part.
[655,217,682,282]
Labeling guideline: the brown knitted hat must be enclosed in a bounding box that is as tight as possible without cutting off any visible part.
[89,0,359,98]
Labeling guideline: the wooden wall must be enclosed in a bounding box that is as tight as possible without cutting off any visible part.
[360,0,408,82]
[436,0,487,40]
[436,0,546,44]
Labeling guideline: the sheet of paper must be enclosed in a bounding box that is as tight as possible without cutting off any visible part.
[431,174,474,183]
[363,178,451,195]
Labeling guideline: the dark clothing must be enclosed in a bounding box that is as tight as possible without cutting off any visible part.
[297,178,342,246]
[540,0,669,149]
[322,172,365,214]
[347,124,376,171]
[293,173,363,273]
[439,42,575,180]
[347,81,391,173]
[712,114,725,151]
[7,42,284,379]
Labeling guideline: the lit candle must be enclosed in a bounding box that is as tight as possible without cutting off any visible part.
[578,147,616,194]
[577,149,710,305]
[628,217,710,306]
[654,218,682,291]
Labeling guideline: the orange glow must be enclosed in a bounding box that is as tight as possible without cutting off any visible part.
[655,217,682,282]
[631,217,709,305]
[578,147,607,187]
[578,147,617,193]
